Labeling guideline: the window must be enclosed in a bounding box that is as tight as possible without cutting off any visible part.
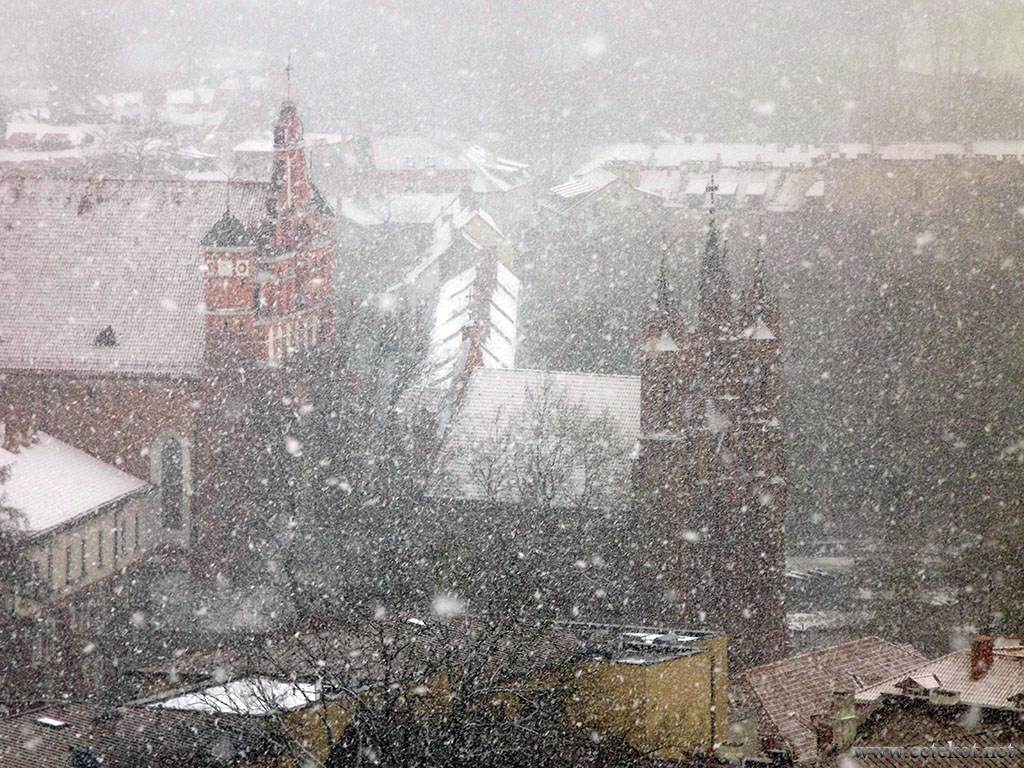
[160,438,185,529]
[113,527,119,564]
[65,546,72,585]
[47,551,52,587]
[121,518,127,555]
[134,512,140,550]
[98,530,103,567]
[80,540,86,580]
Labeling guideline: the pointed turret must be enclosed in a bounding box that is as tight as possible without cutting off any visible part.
[698,179,732,339]
[640,240,692,435]
[271,100,311,218]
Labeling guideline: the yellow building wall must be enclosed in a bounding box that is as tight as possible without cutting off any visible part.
[237,700,349,767]
[568,635,728,760]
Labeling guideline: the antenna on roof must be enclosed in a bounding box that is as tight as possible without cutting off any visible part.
[285,52,293,100]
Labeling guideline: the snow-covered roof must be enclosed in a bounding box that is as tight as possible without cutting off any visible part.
[5,122,92,146]
[151,677,320,716]
[462,145,530,192]
[165,89,196,106]
[0,176,270,375]
[653,142,824,168]
[372,136,469,172]
[877,143,965,160]
[971,141,1024,158]
[685,176,711,195]
[0,432,149,536]
[550,168,618,199]
[425,262,519,387]
[235,133,344,155]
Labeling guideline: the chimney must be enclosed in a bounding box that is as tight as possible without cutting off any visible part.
[971,636,994,681]
[831,688,857,752]
[0,419,32,454]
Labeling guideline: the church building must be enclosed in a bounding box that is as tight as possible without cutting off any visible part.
[0,99,337,580]
[425,190,787,669]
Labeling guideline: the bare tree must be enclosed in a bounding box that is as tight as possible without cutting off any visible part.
[463,380,631,512]
[183,609,660,768]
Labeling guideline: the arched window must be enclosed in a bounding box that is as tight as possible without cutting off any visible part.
[160,438,185,530]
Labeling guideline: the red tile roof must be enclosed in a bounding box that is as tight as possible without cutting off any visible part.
[856,647,1024,711]
[0,701,272,768]
[0,175,269,376]
[740,637,926,763]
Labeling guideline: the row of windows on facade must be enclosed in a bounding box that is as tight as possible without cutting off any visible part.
[32,514,142,590]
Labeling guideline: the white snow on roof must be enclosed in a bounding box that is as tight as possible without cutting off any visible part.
[745,181,768,196]
[234,137,274,153]
[550,168,618,199]
[0,432,149,536]
[805,179,825,197]
[365,193,459,225]
[152,677,320,716]
[653,143,823,168]
[971,141,1024,158]
[685,176,712,195]
[165,89,195,106]
[877,143,965,160]
[372,136,469,172]
[425,262,519,387]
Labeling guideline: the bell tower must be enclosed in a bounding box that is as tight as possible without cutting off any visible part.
[202,207,258,362]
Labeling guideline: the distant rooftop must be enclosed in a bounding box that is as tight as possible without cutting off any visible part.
[559,621,721,666]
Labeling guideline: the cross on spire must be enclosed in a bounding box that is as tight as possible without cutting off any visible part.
[285,53,293,99]
[707,175,719,223]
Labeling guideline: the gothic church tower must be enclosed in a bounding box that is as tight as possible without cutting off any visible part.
[636,200,787,669]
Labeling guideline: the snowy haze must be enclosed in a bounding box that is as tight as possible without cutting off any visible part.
[6,0,1024,145]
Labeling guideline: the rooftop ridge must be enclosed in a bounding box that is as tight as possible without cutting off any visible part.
[470,366,640,382]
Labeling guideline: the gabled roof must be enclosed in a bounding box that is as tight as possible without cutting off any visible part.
[425,262,519,388]
[0,175,270,375]
[856,647,1024,710]
[0,431,149,536]
[741,637,926,764]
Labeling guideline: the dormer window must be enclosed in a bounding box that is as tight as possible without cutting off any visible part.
[94,325,118,347]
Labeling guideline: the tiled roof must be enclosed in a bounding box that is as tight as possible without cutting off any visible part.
[0,431,149,536]
[0,175,270,375]
[0,702,271,768]
[740,637,926,764]
[435,367,640,503]
[835,696,1024,768]
[856,648,1024,710]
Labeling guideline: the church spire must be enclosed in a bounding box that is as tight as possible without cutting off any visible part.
[698,177,731,336]
[657,240,672,320]
[754,233,767,306]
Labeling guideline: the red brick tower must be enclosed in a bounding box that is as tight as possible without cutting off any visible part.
[636,199,787,669]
